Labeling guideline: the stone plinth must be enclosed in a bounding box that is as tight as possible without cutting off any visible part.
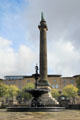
[39,92,59,106]
[37,86,59,105]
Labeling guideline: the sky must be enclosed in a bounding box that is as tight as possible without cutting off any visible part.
[0,0,80,78]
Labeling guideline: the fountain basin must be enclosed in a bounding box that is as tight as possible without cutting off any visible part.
[7,106,65,112]
[25,88,49,98]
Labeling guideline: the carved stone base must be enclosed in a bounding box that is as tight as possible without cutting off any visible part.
[37,86,59,106]
[39,92,59,106]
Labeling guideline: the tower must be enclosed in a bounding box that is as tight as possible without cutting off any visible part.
[37,13,59,105]
[38,12,49,86]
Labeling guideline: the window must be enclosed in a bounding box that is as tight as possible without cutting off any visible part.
[70,80,74,85]
[52,84,55,88]
[56,84,59,88]
[26,80,30,83]
[4,80,7,84]
[5,76,23,80]
[52,84,59,89]
[53,80,56,82]
[18,81,22,89]
[9,80,11,84]
[63,80,67,86]
[12,80,15,84]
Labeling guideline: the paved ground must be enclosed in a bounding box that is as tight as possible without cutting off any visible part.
[0,109,80,120]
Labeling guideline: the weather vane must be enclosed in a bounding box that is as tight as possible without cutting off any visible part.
[41,12,45,21]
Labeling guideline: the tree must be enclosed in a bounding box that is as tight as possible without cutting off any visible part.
[17,83,35,103]
[63,84,78,104]
[7,85,19,98]
[0,79,3,83]
[0,83,8,98]
[51,88,60,99]
[76,76,80,93]
[23,83,35,90]
[0,83,9,105]
[22,83,35,101]
[18,90,32,102]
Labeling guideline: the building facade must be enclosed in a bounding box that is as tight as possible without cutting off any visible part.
[2,74,79,91]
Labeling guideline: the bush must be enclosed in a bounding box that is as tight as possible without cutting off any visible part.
[51,88,60,99]
[63,84,78,104]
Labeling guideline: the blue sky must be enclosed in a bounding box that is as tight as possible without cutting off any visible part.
[0,0,80,77]
[0,0,29,50]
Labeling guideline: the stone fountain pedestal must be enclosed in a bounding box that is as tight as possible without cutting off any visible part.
[37,86,59,106]
[39,92,59,106]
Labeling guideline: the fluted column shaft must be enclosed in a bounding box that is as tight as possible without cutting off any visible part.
[38,20,49,86]
[40,28,47,81]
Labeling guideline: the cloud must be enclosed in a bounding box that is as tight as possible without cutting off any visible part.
[0,37,16,76]
[24,0,80,48]
[0,0,80,77]
[16,45,37,75]
[0,37,12,48]
[0,37,37,78]
[0,0,29,49]
[22,0,80,76]
[48,39,80,76]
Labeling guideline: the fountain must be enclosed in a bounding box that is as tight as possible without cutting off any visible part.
[7,13,65,112]
[26,65,49,108]
[7,65,65,112]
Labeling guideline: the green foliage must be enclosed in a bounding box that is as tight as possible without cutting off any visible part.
[7,85,19,98]
[51,88,60,99]
[63,84,78,98]
[22,83,35,90]
[18,90,32,101]
[0,79,3,82]
[17,83,35,102]
[0,83,19,99]
[0,83,8,97]
[76,77,80,92]
[22,83,34,100]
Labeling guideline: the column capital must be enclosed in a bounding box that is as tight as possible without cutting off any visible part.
[38,21,48,31]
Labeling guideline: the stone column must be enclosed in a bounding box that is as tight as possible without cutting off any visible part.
[38,13,49,86]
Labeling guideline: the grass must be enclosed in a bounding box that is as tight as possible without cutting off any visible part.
[0,109,80,120]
